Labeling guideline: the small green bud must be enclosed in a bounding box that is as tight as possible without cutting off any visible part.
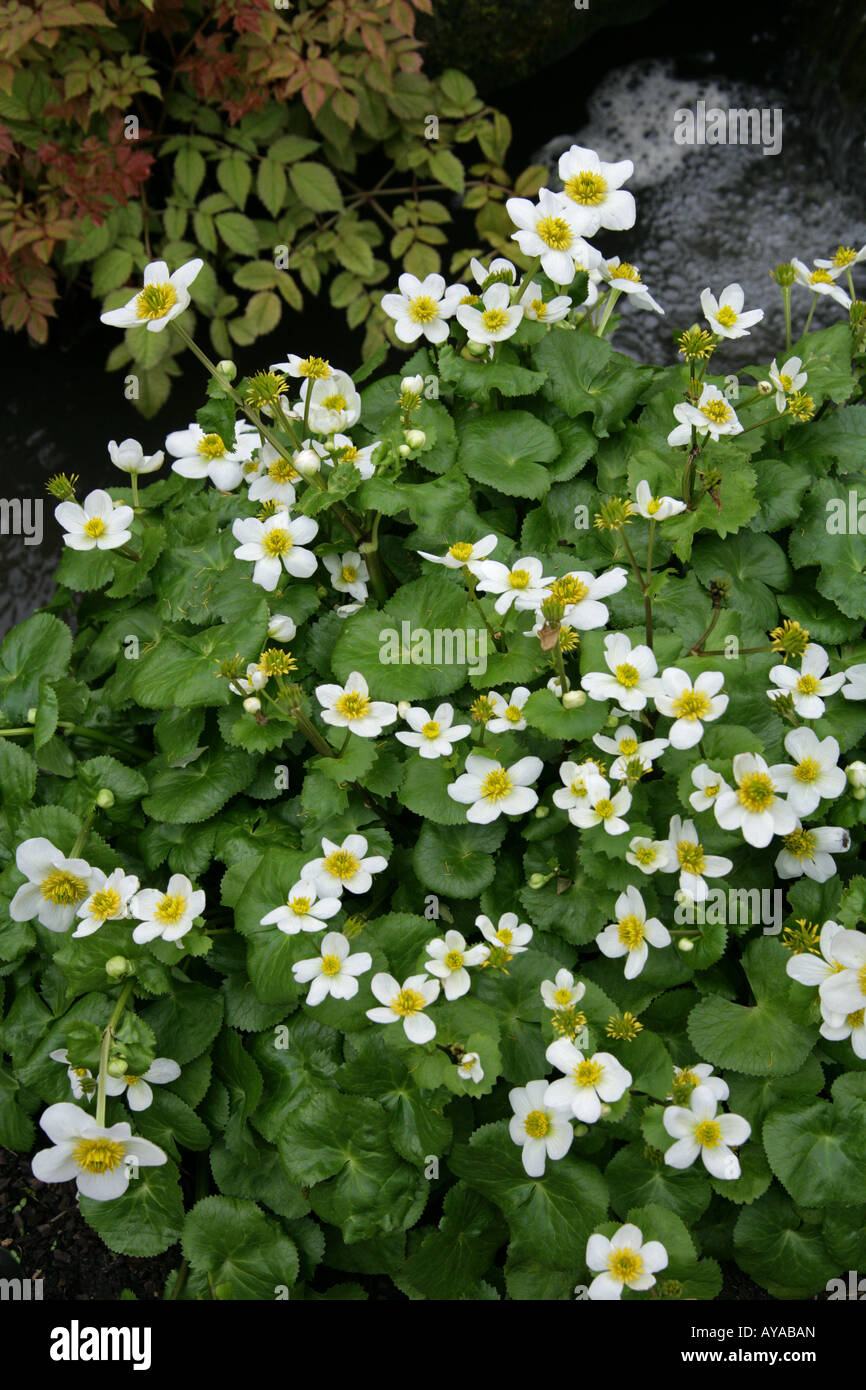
[107,1056,129,1077]
[466,340,488,357]
[216,359,238,381]
[26,707,37,724]
[404,428,426,449]
[398,443,411,457]
[242,696,262,714]
[678,938,695,953]
[105,956,134,980]
[534,805,550,818]
[95,787,115,809]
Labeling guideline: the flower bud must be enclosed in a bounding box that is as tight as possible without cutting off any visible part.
[267,613,297,642]
[757,380,772,395]
[216,359,238,381]
[600,1103,612,1117]
[294,449,321,477]
[404,429,426,449]
[96,787,115,809]
[26,707,37,724]
[105,956,134,980]
[528,872,550,889]
[605,713,620,728]
[534,805,550,818]
[466,340,488,357]
[397,700,411,718]
[107,1056,129,1077]
[678,938,695,953]
[562,690,587,709]
[401,375,424,395]
[243,696,262,714]
[573,1123,588,1137]
[846,760,866,797]
[398,443,411,457]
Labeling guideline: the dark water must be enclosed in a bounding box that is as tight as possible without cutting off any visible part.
[2,0,864,635]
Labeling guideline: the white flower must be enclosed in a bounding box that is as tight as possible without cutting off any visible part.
[552,759,598,817]
[247,443,300,507]
[425,930,489,999]
[769,728,846,816]
[592,724,669,781]
[663,1085,750,1180]
[654,668,728,749]
[792,258,852,308]
[292,931,372,1005]
[315,669,397,737]
[231,661,269,698]
[585,1224,668,1301]
[508,1079,574,1177]
[447,754,543,823]
[327,433,379,481]
[476,912,532,956]
[818,929,866,1019]
[767,644,845,718]
[456,1051,484,1083]
[55,490,134,552]
[786,919,847,989]
[775,823,850,881]
[663,815,732,902]
[599,257,664,314]
[366,972,439,1043]
[270,353,335,380]
[336,602,364,619]
[668,1063,729,1104]
[581,632,660,711]
[541,969,586,1011]
[100,257,203,332]
[395,703,472,759]
[9,839,95,933]
[570,238,604,309]
[700,283,764,338]
[626,836,671,874]
[596,885,671,979]
[544,1038,632,1122]
[816,244,866,271]
[567,773,632,835]
[108,1058,181,1113]
[769,356,807,412]
[487,687,530,732]
[689,763,729,814]
[300,834,388,898]
[470,556,553,615]
[267,613,297,642]
[456,282,523,343]
[667,384,743,447]
[166,421,259,492]
[381,272,465,343]
[842,663,866,701]
[507,188,589,284]
[72,867,140,939]
[50,1050,94,1101]
[469,255,517,288]
[418,534,498,569]
[298,370,361,434]
[519,281,572,322]
[107,438,163,475]
[821,1008,866,1057]
[557,144,636,235]
[634,479,686,521]
[323,551,369,604]
[554,566,628,630]
[31,1103,167,1201]
[713,753,796,848]
[261,881,342,934]
[129,874,205,945]
[231,510,319,591]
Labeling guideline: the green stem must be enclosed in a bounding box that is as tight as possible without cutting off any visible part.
[552,641,569,695]
[803,294,818,337]
[117,543,142,563]
[464,570,502,650]
[363,512,389,604]
[70,810,96,860]
[513,255,541,302]
[687,603,723,656]
[595,288,622,338]
[782,285,792,353]
[644,519,655,649]
[847,267,856,302]
[95,981,134,1127]
[130,472,140,510]
[61,723,149,759]
[0,727,31,736]
[617,526,646,595]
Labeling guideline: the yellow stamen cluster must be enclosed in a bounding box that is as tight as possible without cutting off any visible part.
[73,1138,126,1174]
[594,497,634,530]
[297,356,331,379]
[551,1006,587,1039]
[787,391,815,422]
[564,171,607,205]
[470,695,495,724]
[676,327,716,361]
[41,869,89,906]
[334,690,371,721]
[781,918,822,955]
[323,849,360,881]
[481,769,513,803]
[605,1012,643,1041]
[135,282,177,320]
[769,620,811,661]
[244,371,288,410]
[258,648,297,677]
[390,988,426,1017]
[154,893,187,924]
